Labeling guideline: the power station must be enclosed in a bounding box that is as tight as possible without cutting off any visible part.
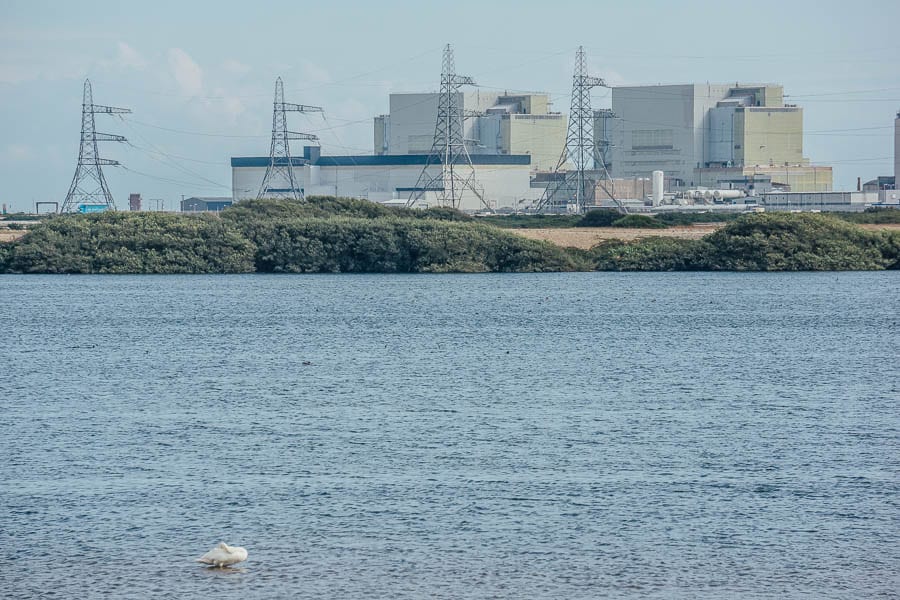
[48,46,894,215]
[232,45,874,213]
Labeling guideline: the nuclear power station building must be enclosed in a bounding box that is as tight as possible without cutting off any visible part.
[231,90,563,212]
[601,83,832,192]
[231,73,841,211]
[374,91,566,171]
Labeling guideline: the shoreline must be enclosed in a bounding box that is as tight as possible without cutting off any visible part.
[512,223,900,249]
[5,222,898,251]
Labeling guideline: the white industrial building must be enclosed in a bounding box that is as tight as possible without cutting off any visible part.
[759,191,878,212]
[232,90,567,212]
[603,83,832,192]
[231,146,541,212]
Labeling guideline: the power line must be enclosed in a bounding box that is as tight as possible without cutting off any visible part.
[122,117,266,138]
[118,119,232,191]
[121,165,228,189]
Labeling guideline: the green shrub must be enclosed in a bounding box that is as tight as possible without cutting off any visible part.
[654,211,742,226]
[702,212,887,270]
[1,211,255,274]
[240,215,584,274]
[834,207,900,225]
[590,212,898,271]
[419,206,474,222]
[576,209,621,227]
[592,237,708,271]
[4,199,897,274]
[611,214,667,228]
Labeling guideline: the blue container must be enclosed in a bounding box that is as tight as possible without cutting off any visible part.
[78,204,108,214]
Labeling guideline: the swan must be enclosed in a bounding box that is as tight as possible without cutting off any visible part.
[196,542,249,567]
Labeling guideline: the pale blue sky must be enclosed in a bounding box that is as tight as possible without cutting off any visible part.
[1,0,898,211]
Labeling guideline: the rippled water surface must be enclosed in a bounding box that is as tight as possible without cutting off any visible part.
[1,273,898,598]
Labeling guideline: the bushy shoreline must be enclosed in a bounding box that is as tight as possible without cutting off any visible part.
[0,198,897,273]
[592,212,900,271]
[0,197,584,274]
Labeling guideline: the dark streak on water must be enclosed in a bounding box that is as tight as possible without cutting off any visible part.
[1,273,898,598]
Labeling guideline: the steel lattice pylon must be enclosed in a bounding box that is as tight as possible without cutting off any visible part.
[535,46,607,214]
[61,79,130,213]
[257,77,323,201]
[407,44,489,211]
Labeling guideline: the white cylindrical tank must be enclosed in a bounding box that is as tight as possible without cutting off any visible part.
[651,170,664,206]
[713,190,745,200]
[308,165,321,187]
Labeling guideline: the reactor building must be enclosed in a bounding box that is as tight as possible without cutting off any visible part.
[600,83,832,193]
[231,81,843,211]
[231,91,564,212]
[374,91,566,171]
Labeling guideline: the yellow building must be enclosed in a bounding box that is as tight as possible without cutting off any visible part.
[501,113,568,171]
[695,164,832,192]
[735,107,805,167]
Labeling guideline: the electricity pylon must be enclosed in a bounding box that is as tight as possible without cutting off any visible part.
[61,79,130,212]
[407,44,489,211]
[257,77,323,200]
[535,46,607,213]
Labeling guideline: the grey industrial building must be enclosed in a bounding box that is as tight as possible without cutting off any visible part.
[374,91,566,171]
[601,83,832,192]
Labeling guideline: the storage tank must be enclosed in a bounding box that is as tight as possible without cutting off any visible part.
[651,170,664,206]
[308,164,321,187]
[713,190,745,201]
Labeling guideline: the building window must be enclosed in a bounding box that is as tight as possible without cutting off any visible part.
[632,129,674,150]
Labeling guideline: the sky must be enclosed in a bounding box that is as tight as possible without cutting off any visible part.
[1,0,898,212]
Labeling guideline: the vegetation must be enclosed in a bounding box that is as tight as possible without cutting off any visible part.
[0,197,583,274]
[575,209,621,227]
[477,213,582,229]
[481,209,671,229]
[1,200,896,274]
[833,207,900,225]
[222,198,581,273]
[609,214,667,229]
[653,211,743,226]
[700,212,899,271]
[593,237,709,271]
[591,212,900,271]
[0,211,255,274]
[0,212,43,222]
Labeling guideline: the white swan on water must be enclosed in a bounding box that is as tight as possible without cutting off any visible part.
[196,542,248,567]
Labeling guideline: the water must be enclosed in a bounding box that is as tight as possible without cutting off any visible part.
[1,273,898,598]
